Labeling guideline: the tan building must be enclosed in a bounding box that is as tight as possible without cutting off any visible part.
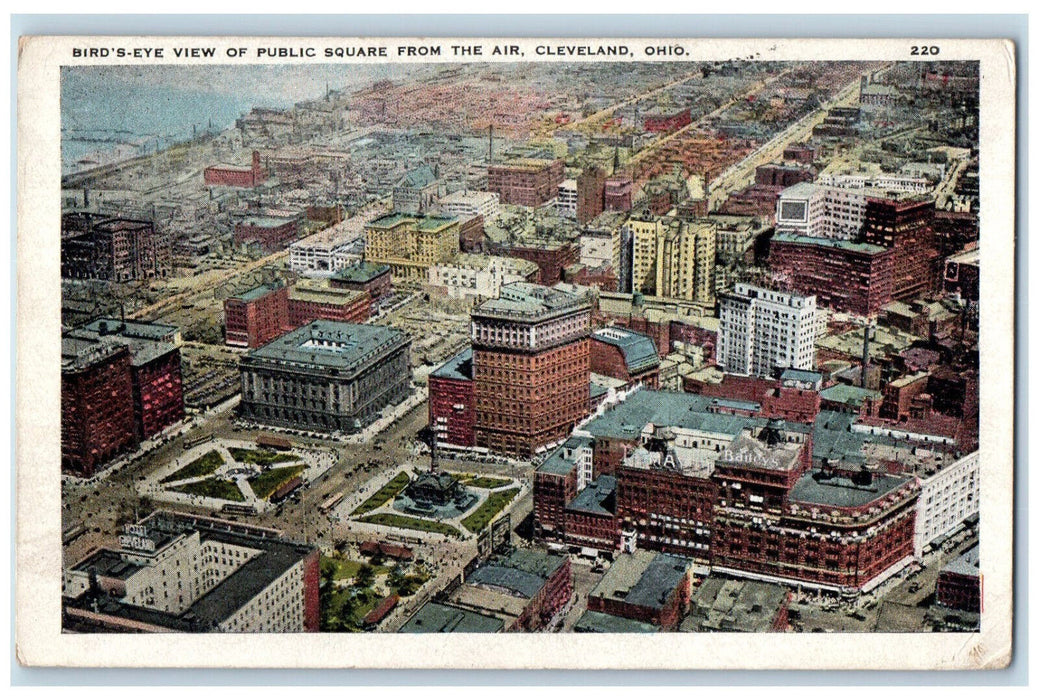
[364,213,460,282]
[626,216,716,304]
[427,253,538,301]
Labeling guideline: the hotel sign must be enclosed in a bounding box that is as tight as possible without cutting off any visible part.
[120,524,156,552]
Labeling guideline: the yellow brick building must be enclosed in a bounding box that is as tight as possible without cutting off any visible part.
[364,213,461,282]
[625,215,716,304]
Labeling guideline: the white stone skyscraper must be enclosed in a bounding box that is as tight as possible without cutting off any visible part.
[717,283,817,378]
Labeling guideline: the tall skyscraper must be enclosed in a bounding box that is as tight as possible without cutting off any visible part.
[717,283,818,378]
[624,215,716,304]
[471,282,592,458]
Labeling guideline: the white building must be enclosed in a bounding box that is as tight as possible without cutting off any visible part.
[62,511,318,633]
[717,282,817,378]
[913,451,979,557]
[427,253,538,301]
[288,215,371,275]
[816,172,929,194]
[556,179,579,219]
[775,182,873,241]
[435,189,501,222]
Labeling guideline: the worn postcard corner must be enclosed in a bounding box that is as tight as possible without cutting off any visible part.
[15,35,1015,670]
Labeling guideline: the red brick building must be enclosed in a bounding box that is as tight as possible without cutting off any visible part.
[604,175,634,211]
[457,549,573,632]
[862,196,940,302]
[486,158,565,207]
[330,262,393,308]
[590,327,661,389]
[577,167,607,225]
[616,455,717,556]
[710,435,919,591]
[457,214,485,253]
[493,241,578,285]
[225,279,370,350]
[234,216,299,254]
[586,550,691,631]
[224,283,291,348]
[754,163,815,188]
[935,546,980,612]
[204,150,268,188]
[563,476,619,551]
[563,263,619,292]
[782,143,817,164]
[472,283,592,458]
[62,320,187,475]
[880,371,931,420]
[287,283,371,327]
[644,108,692,133]
[61,339,138,477]
[428,348,476,448]
[534,390,921,592]
[128,340,185,441]
[769,232,896,316]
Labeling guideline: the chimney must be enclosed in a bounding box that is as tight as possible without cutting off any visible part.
[860,321,873,388]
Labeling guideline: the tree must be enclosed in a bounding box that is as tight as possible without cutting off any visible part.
[355,564,375,588]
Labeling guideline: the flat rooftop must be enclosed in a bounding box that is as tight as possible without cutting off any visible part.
[574,610,658,633]
[682,576,789,633]
[565,476,616,517]
[331,261,391,283]
[771,231,888,256]
[819,383,882,408]
[399,602,503,633]
[788,469,912,509]
[237,216,296,229]
[64,319,181,369]
[367,212,457,232]
[64,511,316,632]
[438,190,498,206]
[474,282,589,321]
[232,282,283,303]
[942,545,980,578]
[245,320,407,372]
[430,347,473,382]
[583,389,801,442]
[589,550,690,612]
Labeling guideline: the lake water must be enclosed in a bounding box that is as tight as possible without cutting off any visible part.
[60,64,398,175]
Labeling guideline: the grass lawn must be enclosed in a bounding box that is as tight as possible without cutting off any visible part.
[328,558,392,581]
[357,513,460,538]
[464,476,512,489]
[229,447,300,466]
[160,450,225,484]
[248,464,305,500]
[170,477,245,502]
[351,471,411,515]
[461,488,520,533]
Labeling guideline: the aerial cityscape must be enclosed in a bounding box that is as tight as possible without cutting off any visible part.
[59,58,981,635]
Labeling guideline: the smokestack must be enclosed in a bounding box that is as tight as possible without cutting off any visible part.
[488,125,494,164]
[83,187,89,208]
[860,321,873,388]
